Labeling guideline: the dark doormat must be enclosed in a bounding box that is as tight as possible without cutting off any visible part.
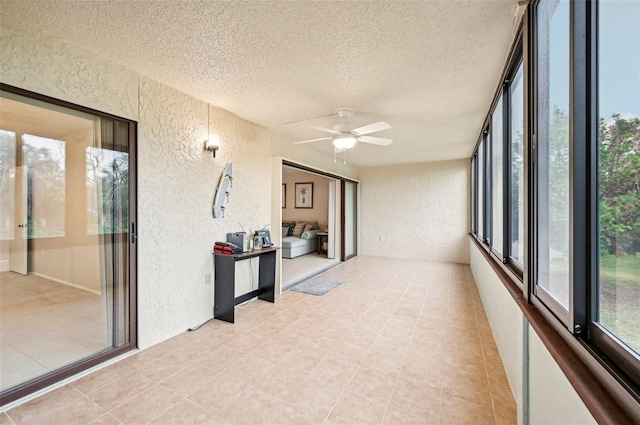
[290,276,344,296]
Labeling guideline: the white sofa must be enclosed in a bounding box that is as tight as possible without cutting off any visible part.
[282,230,318,258]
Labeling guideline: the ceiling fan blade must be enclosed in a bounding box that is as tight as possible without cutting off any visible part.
[358,135,393,146]
[309,125,341,135]
[353,121,391,136]
[294,137,332,144]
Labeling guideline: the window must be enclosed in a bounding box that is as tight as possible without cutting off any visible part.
[470,0,640,416]
[535,0,570,311]
[86,146,129,235]
[0,130,16,241]
[471,154,477,233]
[509,63,524,265]
[594,0,640,357]
[22,134,66,238]
[491,95,504,257]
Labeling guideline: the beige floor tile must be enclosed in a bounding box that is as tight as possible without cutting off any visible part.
[224,332,269,353]
[187,374,250,415]
[110,384,181,425]
[281,347,327,374]
[219,387,284,425]
[390,377,441,421]
[248,338,296,364]
[442,369,492,406]
[149,399,213,425]
[289,375,343,419]
[87,413,125,425]
[310,355,359,388]
[0,412,14,425]
[382,405,438,425]
[135,349,196,383]
[160,363,219,397]
[6,384,83,425]
[297,335,336,355]
[199,345,247,372]
[253,365,307,400]
[440,394,495,425]
[73,363,133,395]
[88,371,155,411]
[206,418,232,425]
[223,354,276,385]
[265,403,325,425]
[347,367,397,403]
[328,391,387,425]
[37,396,105,425]
[4,257,516,425]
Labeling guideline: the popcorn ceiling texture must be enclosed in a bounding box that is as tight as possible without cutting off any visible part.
[0,2,518,168]
[1,18,271,349]
[359,160,470,264]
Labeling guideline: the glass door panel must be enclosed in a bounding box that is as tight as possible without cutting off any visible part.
[0,88,135,400]
[343,180,357,260]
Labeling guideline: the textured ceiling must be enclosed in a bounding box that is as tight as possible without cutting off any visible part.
[0,0,519,168]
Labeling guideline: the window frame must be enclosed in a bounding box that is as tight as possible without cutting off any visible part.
[470,0,640,419]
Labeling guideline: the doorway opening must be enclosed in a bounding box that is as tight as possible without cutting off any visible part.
[0,85,137,406]
[279,161,358,290]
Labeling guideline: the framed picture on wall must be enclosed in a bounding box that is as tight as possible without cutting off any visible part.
[295,182,313,208]
[282,184,286,208]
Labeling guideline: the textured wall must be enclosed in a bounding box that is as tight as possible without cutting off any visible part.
[529,329,596,425]
[0,14,138,120]
[359,159,469,264]
[137,80,271,347]
[1,18,272,349]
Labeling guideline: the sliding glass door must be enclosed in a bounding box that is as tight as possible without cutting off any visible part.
[342,180,358,260]
[0,85,136,405]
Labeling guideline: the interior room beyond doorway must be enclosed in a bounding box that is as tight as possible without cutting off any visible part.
[281,165,340,289]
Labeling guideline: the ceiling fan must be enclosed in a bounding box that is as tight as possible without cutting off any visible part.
[294,108,393,150]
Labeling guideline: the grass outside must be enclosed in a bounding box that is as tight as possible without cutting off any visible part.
[600,254,640,353]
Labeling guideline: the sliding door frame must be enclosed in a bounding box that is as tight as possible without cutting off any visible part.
[282,160,359,262]
[0,83,137,407]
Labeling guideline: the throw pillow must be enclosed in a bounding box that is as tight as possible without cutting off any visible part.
[292,223,306,237]
[303,223,313,232]
[281,227,288,237]
[282,221,296,236]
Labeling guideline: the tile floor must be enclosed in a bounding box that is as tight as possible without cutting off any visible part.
[1,256,517,424]
[281,253,341,288]
[0,272,117,392]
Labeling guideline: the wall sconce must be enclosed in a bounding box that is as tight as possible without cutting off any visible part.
[204,135,220,158]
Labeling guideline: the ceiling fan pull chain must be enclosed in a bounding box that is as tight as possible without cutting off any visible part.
[344,149,347,165]
[334,147,337,163]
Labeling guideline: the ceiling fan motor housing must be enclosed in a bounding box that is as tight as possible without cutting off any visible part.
[333,122,357,133]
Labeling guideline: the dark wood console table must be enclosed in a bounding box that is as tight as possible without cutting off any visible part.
[213,247,278,323]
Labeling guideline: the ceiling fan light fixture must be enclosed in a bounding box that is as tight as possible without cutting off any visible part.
[333,136,357,150]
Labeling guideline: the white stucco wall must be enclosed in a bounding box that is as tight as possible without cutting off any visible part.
[358,159,469,264]
[469,241,596,425]
[1,16,271,348]
[529,329,597,425]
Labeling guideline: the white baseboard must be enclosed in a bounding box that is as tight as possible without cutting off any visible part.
[0,259,9,272]
[31,272,101,295]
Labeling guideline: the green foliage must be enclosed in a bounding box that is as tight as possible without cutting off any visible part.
[599,114,640,255]
[549,107,570,254]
